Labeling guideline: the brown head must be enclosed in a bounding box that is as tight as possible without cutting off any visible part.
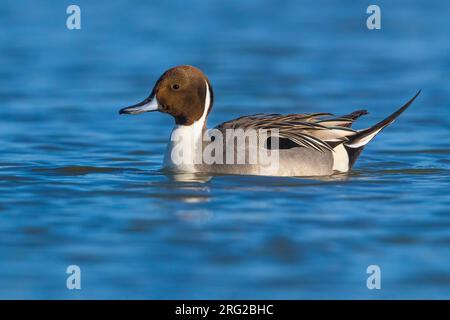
[119,65,214,126]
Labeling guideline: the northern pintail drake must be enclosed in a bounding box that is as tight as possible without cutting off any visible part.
[119,65,420,177]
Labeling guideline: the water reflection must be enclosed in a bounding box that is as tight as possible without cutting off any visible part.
[164,170,214,183]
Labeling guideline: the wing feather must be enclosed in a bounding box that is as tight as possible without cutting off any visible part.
[215,111,366,152]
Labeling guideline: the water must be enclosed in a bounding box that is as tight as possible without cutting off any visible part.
[0,0,449,299]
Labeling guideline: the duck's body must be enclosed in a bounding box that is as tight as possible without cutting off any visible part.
[192,142,334,176]
[120,65,420,177]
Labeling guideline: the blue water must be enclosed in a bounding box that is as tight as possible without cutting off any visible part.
[0,0,449,299]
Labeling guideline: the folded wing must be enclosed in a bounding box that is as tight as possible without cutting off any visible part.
[215,111,368,152]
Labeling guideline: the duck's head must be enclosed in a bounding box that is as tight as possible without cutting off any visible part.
[119,65,213,126]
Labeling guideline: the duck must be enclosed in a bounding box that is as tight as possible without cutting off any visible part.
[119,65,420,177]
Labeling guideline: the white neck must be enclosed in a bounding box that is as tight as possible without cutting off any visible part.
[163,81,210,171]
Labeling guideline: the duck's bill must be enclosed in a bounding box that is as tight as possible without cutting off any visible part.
[119,96,159,115]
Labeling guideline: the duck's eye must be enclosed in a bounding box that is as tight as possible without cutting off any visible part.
[172,84,180,90]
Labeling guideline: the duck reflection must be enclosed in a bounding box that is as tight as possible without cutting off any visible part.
[158,170,213,205]
[165,171,214,183]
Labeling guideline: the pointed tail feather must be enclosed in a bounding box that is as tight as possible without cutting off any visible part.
[344,90,421,167]
[346,90,421,149]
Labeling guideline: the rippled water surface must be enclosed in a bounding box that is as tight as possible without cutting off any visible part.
[0,0,449,299]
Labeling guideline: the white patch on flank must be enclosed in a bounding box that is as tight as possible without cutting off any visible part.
[346,127,383,149]
[332,144,349,172]
[163,80,210,171]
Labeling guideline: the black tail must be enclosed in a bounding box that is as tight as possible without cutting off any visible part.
[345,90,421,168]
